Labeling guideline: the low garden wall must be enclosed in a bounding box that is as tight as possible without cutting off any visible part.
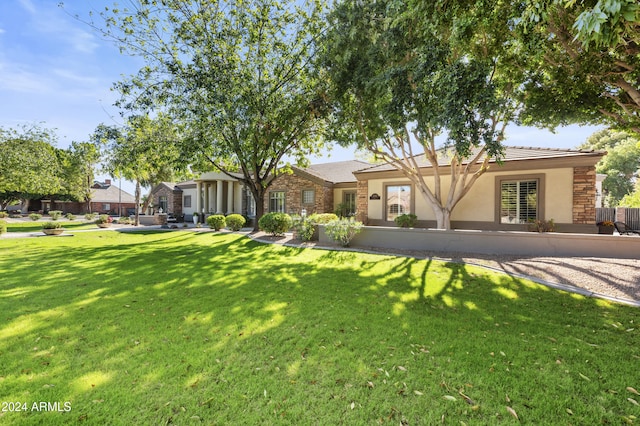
[319,226,640,259]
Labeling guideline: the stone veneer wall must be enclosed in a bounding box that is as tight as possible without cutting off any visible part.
[264,173,333,215]
[356,180,368,224]
[573,166,597,224]
[151,185,182,215]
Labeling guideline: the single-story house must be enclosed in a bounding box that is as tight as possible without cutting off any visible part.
[149,146,606,233]
[354,146,605,233]
[35,179,137,215]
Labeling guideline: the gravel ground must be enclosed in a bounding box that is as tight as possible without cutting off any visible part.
[249,232,640,306]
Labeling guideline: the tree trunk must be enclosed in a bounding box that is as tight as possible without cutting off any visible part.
[134,180,141,226]
[253,189,266,232]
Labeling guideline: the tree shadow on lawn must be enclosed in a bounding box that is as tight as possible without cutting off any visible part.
[0,232,637,424]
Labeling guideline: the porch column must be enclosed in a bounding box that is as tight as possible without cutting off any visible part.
[216,180,224,214]
[204,183,210,214]
[227,181,234,214]
[196,181,202,214]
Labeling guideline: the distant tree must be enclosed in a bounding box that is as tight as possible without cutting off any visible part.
[323,0,521,229]
[580,129,640,206]
[93,114,182,225]
[518,0,640,133]
[77,0,328,231]
[57,142,101,212]
[0,124,62,211]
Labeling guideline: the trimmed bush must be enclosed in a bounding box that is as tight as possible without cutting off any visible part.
[309,213,338,224]
[225,214,246,231]
[258,213,293,236]
[324,218,363,247]
[206,214,226,231]
[49,210,63,220]
[394,213,418,228]
[42,221,63,229]
[0,220,6,234]
[117,217,132,225]
[84,213,97,221]
[0,211,9,218]
[65,213,76,221]
[29,213,43,221]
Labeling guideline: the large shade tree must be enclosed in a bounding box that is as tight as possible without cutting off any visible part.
[93,114,183,225]
[518,0,640,133]
[323,0,522,229]
[0,124,62,211]
[78,0,328,230]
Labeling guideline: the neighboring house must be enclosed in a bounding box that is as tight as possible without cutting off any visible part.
[38,179,137,215]
[147,182,184,216]
[354,146,605,233]
[149,147,605,233]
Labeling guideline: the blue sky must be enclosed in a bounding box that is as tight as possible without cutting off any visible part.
[0,0,604,194]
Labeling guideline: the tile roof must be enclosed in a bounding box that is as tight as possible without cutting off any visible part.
[355,146,605,174]
[91,185,136,203]
[295,160,372,183]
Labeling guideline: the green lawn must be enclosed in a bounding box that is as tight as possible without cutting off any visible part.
[0,231,638,425]
[4,220,98,233]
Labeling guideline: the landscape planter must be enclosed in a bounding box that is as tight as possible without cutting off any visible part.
[97,223,111,228]
[43,229,64,236]
[598,225,614,234]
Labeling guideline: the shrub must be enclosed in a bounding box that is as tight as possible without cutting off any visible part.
[528,218,555,233]
[292,215,316,241]
[258,213,293,236]
[42,221,63,229]
[0,211,8,218]
[206,214,226,231]
[65,213,76,221]
[0,220,6,234]
[117,217,132,225]
[29,213,43,221]
[324,218,363,247]
[84,213,97,221]
[96,215,113,224]
[309,213,338,224]
[49,210,63,220]
[225,214,246,231]
[394,213,418,228]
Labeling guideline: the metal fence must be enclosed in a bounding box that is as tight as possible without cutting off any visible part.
[596,207,640,229]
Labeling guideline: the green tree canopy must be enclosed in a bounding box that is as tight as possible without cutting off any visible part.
[93,114,183,225]
[323,0,522,229]
[580,129,640,206]
[81,0,329,230]
[0,124,62,211]
[518,0,640,133]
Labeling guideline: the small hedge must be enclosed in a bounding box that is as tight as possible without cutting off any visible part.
[394,213,417,228]
[49,210,63,220]
[206,214,226,231]
[0,220,6,234]
[42,221,63,229]
[29,213,42,221]
[225,214,246,231]
[85,213,97,221]
[309,213,338,224]
[259,213,293,236]
[65,213,76,221]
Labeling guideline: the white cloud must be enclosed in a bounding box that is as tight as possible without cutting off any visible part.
[18,0,36,15]
[0,28,6,35]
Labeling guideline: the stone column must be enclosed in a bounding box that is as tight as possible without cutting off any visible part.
[572,166,597,224]
[227,181,234,214]
[217,180,224,214]
[196,181,202,215]
[204,183,210,214]
[356,179,369,224]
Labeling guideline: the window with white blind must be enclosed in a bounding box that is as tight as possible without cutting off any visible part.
[500,180,538,224]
